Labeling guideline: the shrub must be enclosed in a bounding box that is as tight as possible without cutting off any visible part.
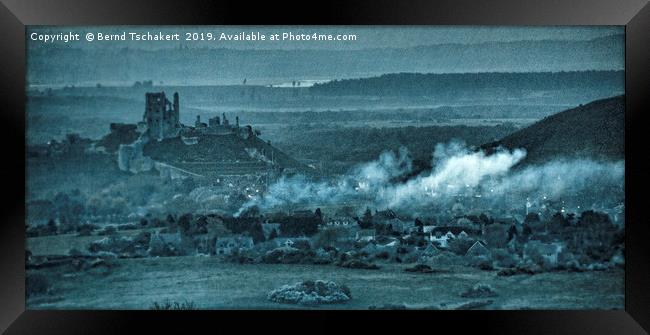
[267,280,351,306]
[76,224,98,236]
[404,264,435,273]
[375,251,390,259]
[262,247,314,264]
[460,284,498,298]
[447,238,475,255]
[313,227,343,249]
[150,300,196,310]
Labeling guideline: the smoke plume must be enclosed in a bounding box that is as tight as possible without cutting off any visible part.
[237,142,624,217]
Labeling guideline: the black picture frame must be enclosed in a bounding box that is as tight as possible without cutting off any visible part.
[1,0,649,333]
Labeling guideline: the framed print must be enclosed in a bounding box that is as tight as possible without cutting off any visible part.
[1,0,649,333]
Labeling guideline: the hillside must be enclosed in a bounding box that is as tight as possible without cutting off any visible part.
[143,133,309,177]
[483,95,624,165]
[310,71,624,97]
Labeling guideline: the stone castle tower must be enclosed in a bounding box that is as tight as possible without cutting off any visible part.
[143,92,180,140]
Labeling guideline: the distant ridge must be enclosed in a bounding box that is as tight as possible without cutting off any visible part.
[310,71,624,97]
[28,34,624,86]
[483,95,624,165]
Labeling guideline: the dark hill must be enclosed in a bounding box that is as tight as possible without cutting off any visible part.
[310,71,624,97]
[482,95,624,165]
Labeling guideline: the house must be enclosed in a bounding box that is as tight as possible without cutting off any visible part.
[194,235,212,255]
[356,229,376,242]
[272,237,311,248]
[326,217,355,227]
[148,232,187,256]
[422,225,442,242]
[215,236,254,255]
[375,209,398,220]
[465,240,491,258]
[385,218,413,234]
[158,232,182,246]
[430,231,456,248]
[422,225,436,234]
[458,231,469,239]
[523,240,564,266]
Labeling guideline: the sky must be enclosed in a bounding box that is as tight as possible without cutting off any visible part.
[26,26,624,87]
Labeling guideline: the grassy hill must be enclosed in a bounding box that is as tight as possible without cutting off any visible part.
[143,133,308,176]
[483,95,624,165]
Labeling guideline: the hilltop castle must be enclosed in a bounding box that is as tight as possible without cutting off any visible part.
[102,91,304,177]
[135,91,254,142]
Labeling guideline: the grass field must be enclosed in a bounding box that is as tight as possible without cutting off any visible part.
[26,245,624,310]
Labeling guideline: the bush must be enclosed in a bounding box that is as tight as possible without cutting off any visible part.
[474,258,494,271]
[375,251,390,259]
[267,280,351,306]
[460,284,498,298]
[150,300,196,310]
[404,264,435,273]
[497,261,543,276]
[447,238,475,256]
[262,247,315,264]
[491,249,519,268]
[313,227,343,249]
[336,257,380,270]
[89,232,151,258]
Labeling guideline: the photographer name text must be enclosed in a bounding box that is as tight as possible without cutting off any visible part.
[29,31,358,44]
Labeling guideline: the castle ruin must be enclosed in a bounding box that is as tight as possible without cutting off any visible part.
[142,92,180,140]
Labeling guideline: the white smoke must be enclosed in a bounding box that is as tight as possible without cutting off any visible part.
[237,142,624,217]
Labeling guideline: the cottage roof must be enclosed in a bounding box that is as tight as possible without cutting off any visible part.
[357,229,375,237]
[465,240,490,257]
[376,209,398,219]
[158,232,182,244]
[422,243,440,256]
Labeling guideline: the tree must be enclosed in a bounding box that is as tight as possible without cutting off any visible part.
[524,212,540,224]
[268,228,278,240]
[479,213,493,225]
[447,238,475,255]
[249,222,266,243]
[522,223,532,237]
[46,219,58,235]
[178,213,193,235]
[507,225,518,241]
[360,208,373,229]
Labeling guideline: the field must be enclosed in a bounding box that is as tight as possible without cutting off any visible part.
[26,235,623,310]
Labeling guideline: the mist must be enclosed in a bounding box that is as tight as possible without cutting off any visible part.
[237,142,625,217]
